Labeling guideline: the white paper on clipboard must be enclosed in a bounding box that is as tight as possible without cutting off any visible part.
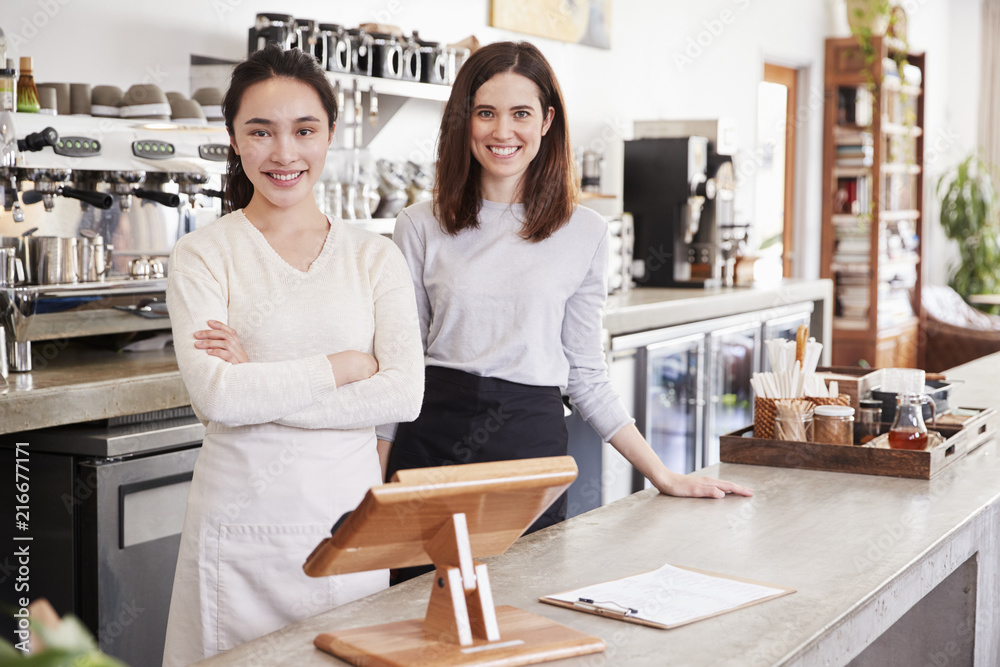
[542,562,794,629]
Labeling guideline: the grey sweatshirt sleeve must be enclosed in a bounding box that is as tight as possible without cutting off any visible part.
[562,229,635,441]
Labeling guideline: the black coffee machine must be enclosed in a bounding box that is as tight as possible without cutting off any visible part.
[624,135,735,288]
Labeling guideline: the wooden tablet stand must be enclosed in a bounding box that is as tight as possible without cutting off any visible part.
[304,456,606,667]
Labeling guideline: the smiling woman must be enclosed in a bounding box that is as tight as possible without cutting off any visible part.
[161,45,424,666]
[378,43,751,580]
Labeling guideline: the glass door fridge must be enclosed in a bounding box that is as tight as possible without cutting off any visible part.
[705,321,761,467]
[637,332,705,484]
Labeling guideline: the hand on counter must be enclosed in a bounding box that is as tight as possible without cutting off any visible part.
[194,320,249,364]
[658,472,753,499]
[609,424,753,499]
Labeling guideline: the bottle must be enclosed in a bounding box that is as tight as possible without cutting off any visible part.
[0,59,15,112]
[888,392,928,450]
[17,56,39,113]
[857,399,883,444]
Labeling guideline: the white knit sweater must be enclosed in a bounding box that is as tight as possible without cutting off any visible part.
[166,210,424,430]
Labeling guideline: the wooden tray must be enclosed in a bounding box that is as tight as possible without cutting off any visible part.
[720,407,997,480]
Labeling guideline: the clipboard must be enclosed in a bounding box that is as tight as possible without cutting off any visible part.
[540,562,795,630]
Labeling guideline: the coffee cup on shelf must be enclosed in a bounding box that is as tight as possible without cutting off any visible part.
[70,83,91,115]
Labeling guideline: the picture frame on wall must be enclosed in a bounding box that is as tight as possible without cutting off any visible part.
[491,0,611,49]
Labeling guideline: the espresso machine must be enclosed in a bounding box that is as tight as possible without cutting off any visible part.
[625,120,739,288]
[0,111,227,372]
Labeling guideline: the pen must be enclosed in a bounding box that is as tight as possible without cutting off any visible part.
[574,597,639,618]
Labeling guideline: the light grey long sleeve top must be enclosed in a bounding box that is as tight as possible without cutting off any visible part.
[376,198,634,443]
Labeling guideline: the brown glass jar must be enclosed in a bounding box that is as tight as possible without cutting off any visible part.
[813,405,855,445]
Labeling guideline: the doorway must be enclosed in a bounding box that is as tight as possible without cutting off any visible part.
[754,63,799,279]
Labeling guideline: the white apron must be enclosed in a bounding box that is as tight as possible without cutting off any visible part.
[161,422,386,667]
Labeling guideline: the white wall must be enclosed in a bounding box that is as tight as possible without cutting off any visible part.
[0,0,982,283]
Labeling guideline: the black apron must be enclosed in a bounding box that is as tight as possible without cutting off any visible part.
[387,365,570,533]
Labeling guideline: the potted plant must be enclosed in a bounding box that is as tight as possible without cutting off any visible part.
[0,599,127,667]
[846,0,892,37]
[937,154,1000,313]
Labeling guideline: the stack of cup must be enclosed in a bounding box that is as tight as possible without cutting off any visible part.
[70,83,91,115]
[192,87,224,123]
[167,92,207,124]
[37,82,70,115]
[121,84,171,120]
[36,86,57,114]
[91,85,123,117]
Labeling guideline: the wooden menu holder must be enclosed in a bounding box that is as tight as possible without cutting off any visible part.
[303,456,606,667]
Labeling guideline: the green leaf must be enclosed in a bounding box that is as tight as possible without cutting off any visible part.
[29,617,97,654]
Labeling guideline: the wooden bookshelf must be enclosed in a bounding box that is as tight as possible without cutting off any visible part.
[820,36,926,368]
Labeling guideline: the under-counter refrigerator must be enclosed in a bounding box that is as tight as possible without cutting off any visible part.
[639,332,705,475]
[705,319,760,468]
[0,413,203,667]
[608,303,813,495]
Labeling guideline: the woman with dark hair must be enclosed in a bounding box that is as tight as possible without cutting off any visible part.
[161,44,424,665]
[380,41,750,535]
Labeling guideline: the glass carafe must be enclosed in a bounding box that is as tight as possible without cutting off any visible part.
[888,392,930,450]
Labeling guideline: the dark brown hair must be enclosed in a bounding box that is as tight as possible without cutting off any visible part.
[434,41,577,241]
[222,44,338,212]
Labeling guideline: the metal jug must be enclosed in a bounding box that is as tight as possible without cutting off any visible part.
[347,28,373,76]
[78,235,113,282]
[369,32,402,79]
[320,23,351,73]
[400,36,422,82]
[1,327,8,384]
[0,246,24,287]
[25,236,79,285]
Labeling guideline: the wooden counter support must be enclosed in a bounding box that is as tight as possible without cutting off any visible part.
[423,513,500,646]
[307,457,606,667]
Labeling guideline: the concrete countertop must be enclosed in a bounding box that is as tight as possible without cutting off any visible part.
[0,279,832,435]
[604,278,833,336]
[0,345,189,435]
[197,352,1000,666]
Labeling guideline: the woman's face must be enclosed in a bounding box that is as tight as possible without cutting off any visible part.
[229,77,333,212]
[469,71,555,201]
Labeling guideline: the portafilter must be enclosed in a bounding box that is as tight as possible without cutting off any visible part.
[19,168,113,212]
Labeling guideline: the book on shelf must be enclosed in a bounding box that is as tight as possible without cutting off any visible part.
[836,238,869,252]
[834,317,870,330]
[833,176,871,215]
[836,144,874,168]
[835,127,874,144]
[831,261,871,273]
[837,157,874,168]
[837,86,873,126]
